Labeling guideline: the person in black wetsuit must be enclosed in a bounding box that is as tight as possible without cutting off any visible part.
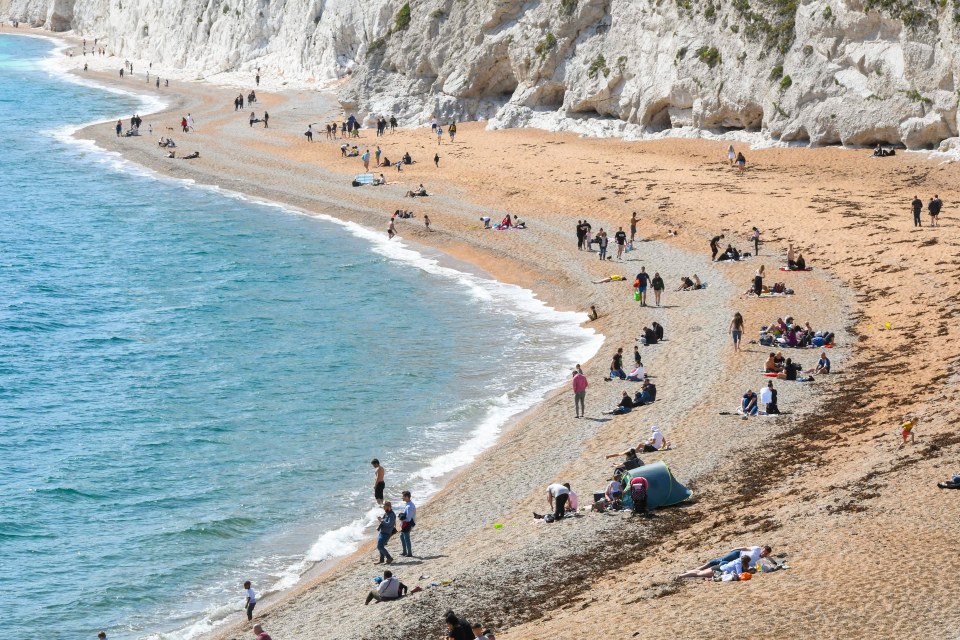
[710,234,724,260]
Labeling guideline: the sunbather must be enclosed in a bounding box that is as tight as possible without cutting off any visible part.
[633,380,656,406]
[812,352,831,374]
[678,555,750,580]
[937,473,960,489]
[604,447,643,471]
[641,425,667,452]
[696,545,772,571]
[183,151,200,159]
[764,352,780,373]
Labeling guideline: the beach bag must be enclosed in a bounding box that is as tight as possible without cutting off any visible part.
[759,334,774,347]
[634,291,641,301]
[811,336,825,347]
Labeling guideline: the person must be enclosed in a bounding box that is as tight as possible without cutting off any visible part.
[361,149,370,171]
[778,358,801,381]
[572,369,588,418]
[390,115,397,131]
[376,501,396,563]
[736,151,746,175]
[929,194,943,227]
[753,265,764,296]
[181,116,188,133]
[629,475,649,515]
[795,252,806,270]
[597,230,609,260]
[635,267,650,305]
[604,391,635,415]
[115,119,122,137]
[98,633,107,639]
[186,113,194,131]
[696,545,772,571]
[678,555,751,580]
[445,611,476,640]
[640,325,657,346]
[634,379,656,406]
[751,226,761,255]
[397,490,416,556]
[759,380,779,414]
[764,352,780,373]
[371,458,385,505]
[606,447,642,471]
[252,624,272,640]
[629,211,639,243]
[625,364,645,382]
[609,347,625,379]
[642,425,667,452]
[727,144,736,166]
[730,312,744,352]
[183,151,200,160]
[710,234,724,261]
[742,389,758,416]
[911,195,923,227]
[677,276,696,291]
[588,304,599,321]
[604,476,622,504]
[255,72,260,86]
[546,482,571,520]
[424,214,432,231]
[633,345,643,368]
[387,217,397,239]
[787,244,797,270]
[651,272,664,306]
[937,473,960,489]
[436,124,443,145]
[365,569,404,604]
[449,121,457,141]
[813,351,831,374]
[243,580,257,620]
[480,216,491,229]
[250,112,257,127]
[614,227,627,260]
[898,417,916,449]
[471,623,496,639]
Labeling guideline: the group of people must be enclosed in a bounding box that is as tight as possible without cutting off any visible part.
[232,92,256,110]
[632,267,665,306]
[577,220,638,260]
[764,350,831,377]
[760,316,835,350]
[910,194,943,227]
[430,118,457,143]
[249,111,269,128]
[373,115,398,136]
[741,381,779,415]
[678,544,773,580]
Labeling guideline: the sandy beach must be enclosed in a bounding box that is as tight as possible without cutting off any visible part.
[17,26,960,639]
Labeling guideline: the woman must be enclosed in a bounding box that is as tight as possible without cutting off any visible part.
[652,272,665,306]
[787,244,797,270]
[375,501,396,564]
[727,144,736,166]
[736,151,746,175]
[729,312,745,352]
[751,227,760,255]
[597,231,609,261]
[753,265,765,296]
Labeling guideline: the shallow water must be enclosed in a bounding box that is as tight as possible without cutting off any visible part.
[0,36,600,639]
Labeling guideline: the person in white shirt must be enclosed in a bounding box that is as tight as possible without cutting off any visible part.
[243,580,256,620]
[677,555,751,580]
[364,570,406,604]
[759,381,779,414]
[696,545,772,571]
[547,483,570,520]
[399,490,416,557]
[641,426,667,452]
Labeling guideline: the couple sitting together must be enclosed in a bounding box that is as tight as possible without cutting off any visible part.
[603,381,657,415]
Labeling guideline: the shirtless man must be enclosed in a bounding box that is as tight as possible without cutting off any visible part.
[372,459,386,505]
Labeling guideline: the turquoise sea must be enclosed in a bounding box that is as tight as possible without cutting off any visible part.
[0,36,600,639]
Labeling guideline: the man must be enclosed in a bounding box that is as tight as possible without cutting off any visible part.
[929,194,943,227]
[697,545,772,571]
[576,220,586,250]
[813,351,831,374]
[642,425,666,452]
[609,347,626,379]
[252,624,272,640]
[629,211,639,243]
[372,458,385,505]
[911,195,923,227]
[710,234,724,260]
[98,633,107,640]
[365,569,405,604]
[399,490,416,557]
[376,501,396,563]
[572,369,588,418]
[243,580,256,620]
[614,226,627,259]
[471,623,496,639]
[547,482,571,520]
[445,610,475,640]
[742,389,758,416]
[636,267,650,306]
[759,380,779,414]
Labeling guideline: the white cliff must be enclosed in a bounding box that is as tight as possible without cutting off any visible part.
[5,0,960,149]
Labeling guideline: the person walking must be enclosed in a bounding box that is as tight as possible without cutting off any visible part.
[375,501,396,564]
[449,121,457,142]
[372,458,385,504]
[929,194,943,227]
[572,369,588,418]
[651,271,664,307]
[305,124,313,142]
[751,226,761,255]
[636,267,650,306]
[362,149,370,172]
[243,580,256,620]
[398,490,416,557]
[436,124,443,145]
[614,227,627,260]
[375,145,381,166]
[710,234,724,261]
[263,111,269,128]
[434,153,439,167]
[911,195,923,227]
[730,312,745,353]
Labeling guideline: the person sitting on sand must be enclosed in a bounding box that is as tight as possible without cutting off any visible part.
[677,276,696,291]
[604,476,623,505]
[640,326,658,346]
[759,380,779,414]
[777,358,801,381]
[641,425,667,452]
[608,348,626,380]
[717,244,741,261]
[374,173,386,186]
[252,623,272,640]
[811,352,831,374]
[937,472,960,489]
[653,322,665,342]
[633,379,656,406]
[605,447,643,471]
[696,545,772,571]
[588,305,599,321]
[741,389,758,416]
[764,352,780,373]
[795,252,806,270]
[183,151,200,159]
[678,555,751,580]
[364,569,407,604]
[625,364,645,382]
[604,391,635,415]
[403,152,413,165]
[166,150,176,158]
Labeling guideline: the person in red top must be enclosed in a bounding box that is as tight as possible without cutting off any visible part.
[572,369,588,418]
[252,624,272,640]
[629,476,649,515]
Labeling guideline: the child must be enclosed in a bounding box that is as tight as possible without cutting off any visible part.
[244,580,256,620]
[898,417,916,449]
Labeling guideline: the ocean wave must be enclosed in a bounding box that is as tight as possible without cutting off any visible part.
[151,516,258,541]
[29,487,107,501]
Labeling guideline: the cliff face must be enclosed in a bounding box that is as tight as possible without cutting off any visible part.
[6,0,960,149]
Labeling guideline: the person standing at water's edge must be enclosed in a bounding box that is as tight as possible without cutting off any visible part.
[372,458,385,504]
[399,490,416,557]
[572,369,588,418]
[730,312,745,353]
[376,501,396,564]
[243,580,257,620]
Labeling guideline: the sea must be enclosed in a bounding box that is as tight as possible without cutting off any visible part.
[0,35,602,639]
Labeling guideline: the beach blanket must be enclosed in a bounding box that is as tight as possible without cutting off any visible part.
[779,267,813,272]
[353,173,375,185]
[621,461,692,509]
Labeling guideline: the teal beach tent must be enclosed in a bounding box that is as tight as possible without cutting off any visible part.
[622,461,692,509]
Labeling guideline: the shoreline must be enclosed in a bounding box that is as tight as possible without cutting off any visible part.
[11,25,960,640]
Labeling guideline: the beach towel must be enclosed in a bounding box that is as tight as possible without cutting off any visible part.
[353,173,375,185]
[620,461,692,510]
[779,267,813,272]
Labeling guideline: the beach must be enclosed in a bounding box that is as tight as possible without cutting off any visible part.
[19,26,960,639]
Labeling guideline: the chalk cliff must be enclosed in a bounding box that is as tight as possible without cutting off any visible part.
[6,0,960,149]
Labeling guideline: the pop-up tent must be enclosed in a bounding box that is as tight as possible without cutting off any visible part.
[622,461,692,509]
